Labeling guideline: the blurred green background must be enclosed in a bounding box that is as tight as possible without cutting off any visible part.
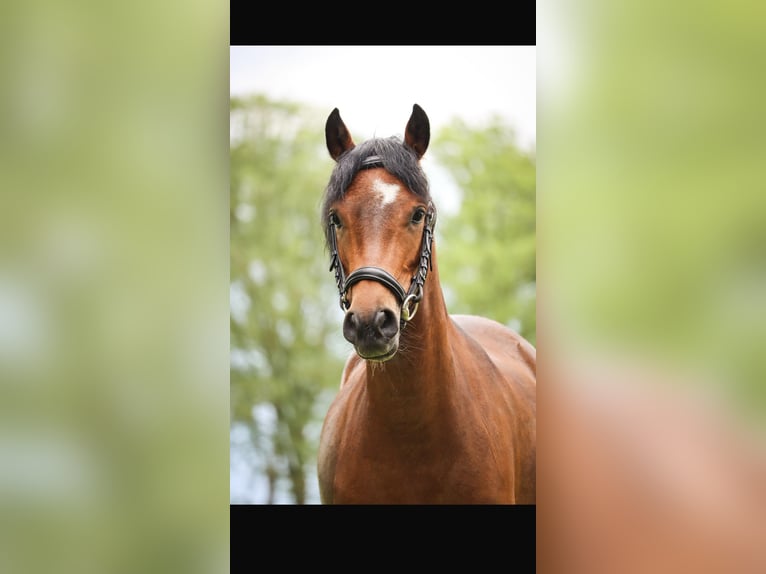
[229,94,536,503]
[0,0,229,572]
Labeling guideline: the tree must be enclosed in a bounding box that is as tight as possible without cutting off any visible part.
[230,95,345,503]
[433,116,536,345]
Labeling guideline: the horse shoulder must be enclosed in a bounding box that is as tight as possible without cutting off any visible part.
[450,313,536,441]
[451,314,536,382]
[450,314,537,502]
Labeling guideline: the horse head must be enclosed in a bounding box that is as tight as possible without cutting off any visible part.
[322,104,436,362]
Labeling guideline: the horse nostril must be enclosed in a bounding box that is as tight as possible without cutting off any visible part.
[343,311,359,344]
[374,308,399,339]
[344,308,398,346]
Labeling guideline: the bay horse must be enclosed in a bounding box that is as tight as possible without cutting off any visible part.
[317,104,536,504]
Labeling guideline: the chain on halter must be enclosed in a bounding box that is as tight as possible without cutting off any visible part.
[328,194,436,328]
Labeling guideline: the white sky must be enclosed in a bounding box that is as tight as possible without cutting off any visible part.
[230,46,536,151]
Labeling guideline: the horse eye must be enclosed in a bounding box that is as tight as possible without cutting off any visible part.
[411,208,426,224]
[329,212,341,228]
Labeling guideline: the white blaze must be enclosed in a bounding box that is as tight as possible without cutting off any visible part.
[372,178,400,207]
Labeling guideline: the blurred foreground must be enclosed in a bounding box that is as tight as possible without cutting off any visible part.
[539,353,766,573]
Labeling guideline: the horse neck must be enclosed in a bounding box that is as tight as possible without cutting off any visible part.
[365,244,457,411]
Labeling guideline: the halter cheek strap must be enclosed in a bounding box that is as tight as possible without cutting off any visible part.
[328,201,436,326]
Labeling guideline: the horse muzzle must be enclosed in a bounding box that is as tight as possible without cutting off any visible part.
[342,306,400,361]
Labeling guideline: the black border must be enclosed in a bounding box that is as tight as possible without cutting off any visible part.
[230,2,536,46]
[231,503,536,562]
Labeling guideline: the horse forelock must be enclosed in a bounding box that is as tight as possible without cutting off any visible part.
[321,136,430,247]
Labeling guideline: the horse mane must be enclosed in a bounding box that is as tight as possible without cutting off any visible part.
[321,136,431,247]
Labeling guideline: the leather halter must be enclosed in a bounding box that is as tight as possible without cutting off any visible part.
[327,156,436,325]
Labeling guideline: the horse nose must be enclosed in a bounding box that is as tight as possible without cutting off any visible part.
[343,308,398,345]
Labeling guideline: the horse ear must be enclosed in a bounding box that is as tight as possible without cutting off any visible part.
[404,103,430,159]
[325,108,355,161]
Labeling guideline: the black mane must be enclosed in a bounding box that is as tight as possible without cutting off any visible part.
[321,136,431,246]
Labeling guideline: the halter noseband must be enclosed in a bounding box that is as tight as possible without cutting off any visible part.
[327,156,436,326]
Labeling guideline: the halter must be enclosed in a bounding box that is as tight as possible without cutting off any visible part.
[327,156,436,325]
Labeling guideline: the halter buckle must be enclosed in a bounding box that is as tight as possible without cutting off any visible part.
[401,285,423,322]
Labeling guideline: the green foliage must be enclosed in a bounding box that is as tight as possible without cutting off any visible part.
[230,95,345,503]
[433,116,537,345]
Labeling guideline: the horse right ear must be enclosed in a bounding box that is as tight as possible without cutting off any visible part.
[404,103,430,159]
[325,108,355,161]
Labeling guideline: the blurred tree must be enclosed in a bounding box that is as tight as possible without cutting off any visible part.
[230,95,345,504]
[433,116,536,345]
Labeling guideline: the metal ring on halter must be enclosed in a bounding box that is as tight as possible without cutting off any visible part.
[401,285,423,322]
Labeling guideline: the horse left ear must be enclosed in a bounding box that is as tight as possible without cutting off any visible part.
[405,104,430,159]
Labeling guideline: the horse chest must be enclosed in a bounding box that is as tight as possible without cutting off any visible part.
[326,401,514,504]
[333,443,472,504]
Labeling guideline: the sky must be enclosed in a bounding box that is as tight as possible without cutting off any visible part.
[230,46,536,151]
[231,45,536,217]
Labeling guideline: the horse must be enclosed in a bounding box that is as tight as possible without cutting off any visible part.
[316,104,536,504]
